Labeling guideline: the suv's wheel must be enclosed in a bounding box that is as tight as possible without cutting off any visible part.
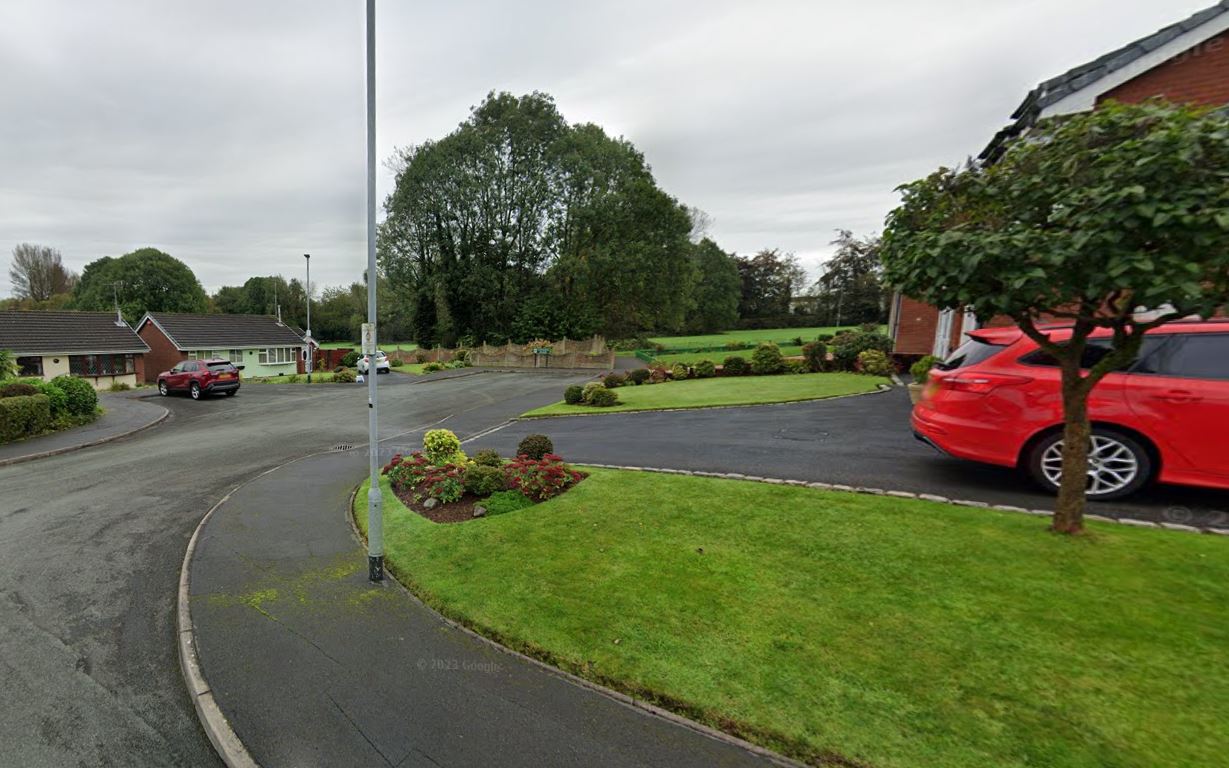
[158,381,169,396]
[1027,428,1152,500]
[190,382,202,400]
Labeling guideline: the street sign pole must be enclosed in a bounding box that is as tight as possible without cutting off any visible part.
[364,0,383,582]
[304,253,312,383]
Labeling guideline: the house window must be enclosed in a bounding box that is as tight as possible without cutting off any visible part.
[259,347,295,364]
[16,356,42,376]
[69,354,135,376]
[229,349,244,362]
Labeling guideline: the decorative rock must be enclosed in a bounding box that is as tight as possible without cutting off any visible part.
[423,498,438,510]
[807,482,834,490]
[725,473,747,479]
[783,479,808,486]
[1019,508,1050,516]
[473,506,487,518]
[887,490,918,499]
[763,478,786,485]
[952,499,990,508]
[1117,518,1157,528]
[829,484,854,492]
[1159,522,1200,533]
[1085,514,1116,523]
[1206,528,1229,536]
[990,504,1027,513]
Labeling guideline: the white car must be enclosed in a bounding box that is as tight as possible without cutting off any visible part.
[357,350,391,375]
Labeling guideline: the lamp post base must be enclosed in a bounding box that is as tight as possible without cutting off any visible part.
[368,555,384,582]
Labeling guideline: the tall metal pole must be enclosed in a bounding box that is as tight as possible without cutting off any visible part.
[304,253,312,383]
[365,0,383,582]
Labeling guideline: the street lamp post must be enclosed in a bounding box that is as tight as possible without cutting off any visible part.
[304,253,312,383]
[364,0,383,582]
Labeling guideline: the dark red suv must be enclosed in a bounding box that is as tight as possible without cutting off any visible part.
[912,320,1229,499]
[157,358,241,400]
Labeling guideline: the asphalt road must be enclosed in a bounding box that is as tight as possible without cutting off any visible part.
[0,371,588,768]
[470,387,1229,527]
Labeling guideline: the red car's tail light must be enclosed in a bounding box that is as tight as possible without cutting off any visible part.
[941,373,1033,394]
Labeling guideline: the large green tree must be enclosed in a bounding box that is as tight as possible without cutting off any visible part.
[683,238,741,333]
[882,101,1229,533]
[380,91,696,344]
[811,230,885,326]
[73,247,208,321]
[736,249,806,319]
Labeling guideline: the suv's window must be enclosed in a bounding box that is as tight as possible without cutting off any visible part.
[938,339,1006,371]
[1019,337,1166,371]
[1135,334,1229,380]
[207,362,234,373]
[180,361,196,373]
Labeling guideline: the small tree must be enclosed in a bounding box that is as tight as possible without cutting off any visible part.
[882,101,1229,534]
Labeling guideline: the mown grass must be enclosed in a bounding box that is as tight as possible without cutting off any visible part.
[318,341,418,351]
[522,372,885,416]
[651,345,806,365]
[647,326,878,350]
[355,468,1229,768]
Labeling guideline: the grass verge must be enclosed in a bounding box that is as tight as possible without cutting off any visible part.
[522,372,886,416]
[647,326,879,350]
[355,469,1229,768]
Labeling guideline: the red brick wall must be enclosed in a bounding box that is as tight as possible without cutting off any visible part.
[893,297,941,355]
[1100,29,1229,107]
[137,321,185,383]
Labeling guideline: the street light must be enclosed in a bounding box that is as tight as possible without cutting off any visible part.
[304,253,312,383]
[364,0,383,582]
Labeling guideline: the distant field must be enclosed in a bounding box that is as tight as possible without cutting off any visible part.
[653,346,805,365]
[648,326,876,350]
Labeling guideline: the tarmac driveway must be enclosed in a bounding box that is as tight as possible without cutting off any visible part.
[470,387,1229,528]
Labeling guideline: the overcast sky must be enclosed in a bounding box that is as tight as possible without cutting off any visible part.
[0,0,1215,298]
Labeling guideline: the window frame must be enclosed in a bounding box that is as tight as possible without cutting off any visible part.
[68,353,136,377]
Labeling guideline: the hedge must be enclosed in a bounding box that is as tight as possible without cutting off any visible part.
[0,393,52,443]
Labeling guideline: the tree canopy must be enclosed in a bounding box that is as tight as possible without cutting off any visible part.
[736,249,806,319]
[379,91,696,344]
[809,231,885,326]
[882,100,1229,532]
[73,247,208,322]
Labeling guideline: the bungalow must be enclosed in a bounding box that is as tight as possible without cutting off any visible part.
[889,1,1229,358]
[136,312,309,383]
[0,310,149,389]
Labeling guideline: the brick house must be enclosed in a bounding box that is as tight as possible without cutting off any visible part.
[889,1,1229,358]
[136,312,310,383]
[0,310,149,389]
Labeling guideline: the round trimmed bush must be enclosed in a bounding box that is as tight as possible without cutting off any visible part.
[670,363,689,381]
[0,382,39,399]
[830,330,893,371]
[692,360,716,378]
[564,385,584,405]
[627,368,650,385]
[910,354,940,384]
[423,429,465,465]
[517,434,554,460]
[801,341,827,373]
[582,381,605,402]
[341,350,360,367]
[857,349,894,377]
[333,367,357,383]
[721,356,749,375]
[473,448,503,467]
[463,464,506,497]
[51,375,97,417]
[588,386,619,407]
[750,343,785,375]
[602,372,626,389]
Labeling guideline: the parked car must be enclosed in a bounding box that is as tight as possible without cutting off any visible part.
[357,350,390,375]
[157,359,241,400]
[912,321,1229,499]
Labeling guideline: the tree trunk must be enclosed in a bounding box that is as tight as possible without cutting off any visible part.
[1053,372,1090,534]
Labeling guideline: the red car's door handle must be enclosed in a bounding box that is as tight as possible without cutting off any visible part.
[1153,390,1203,403]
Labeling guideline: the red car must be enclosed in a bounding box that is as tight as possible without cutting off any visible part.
[157,358,241,400]
[912,320,1229,499]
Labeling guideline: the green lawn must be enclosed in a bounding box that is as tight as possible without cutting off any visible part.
[356,469,1229,768]
[523,372,885,416]
[648,326,877,350]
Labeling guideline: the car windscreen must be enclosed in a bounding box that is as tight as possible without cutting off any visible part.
[937,339,1006,371]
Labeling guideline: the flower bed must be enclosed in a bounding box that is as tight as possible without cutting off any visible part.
[381,431,585,524]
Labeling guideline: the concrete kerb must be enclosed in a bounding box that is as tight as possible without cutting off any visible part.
[515,383,895,420]
[0,405,169,468]
[576,464,1229,535]
[342,486,809,768]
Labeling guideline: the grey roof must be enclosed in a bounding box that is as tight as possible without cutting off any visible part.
[0,311,150,355]
[980,1,1229,160]
[140,312,307,350]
